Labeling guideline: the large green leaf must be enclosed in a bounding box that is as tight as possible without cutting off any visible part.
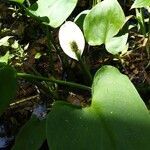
[47,65,150,150]
[27,0,78,28]
[105,33,128,55]
[0,63,17,116]
[83,0,126,45]
[12,117,46,150]
[132,0,150,8]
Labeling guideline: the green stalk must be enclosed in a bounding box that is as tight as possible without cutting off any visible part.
[26,0,31,7]
[92,0,101,7]
[77,55,93,85]
[23,63,59,98]
[73,44,92,85]
[136,8,146,37]
[136,8,150,66]
[17,72,91,91]
[70,41,93,85]
[146,8,150,67]
[89,0,101,8]
[140,8,146,37]
[148,9,150,40]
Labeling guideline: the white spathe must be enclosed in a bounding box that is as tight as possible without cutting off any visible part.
[59,21,85,60]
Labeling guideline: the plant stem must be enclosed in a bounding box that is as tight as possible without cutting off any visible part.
[140,8,146,37]
[148,8,150,41]
[136,8,146,37]
[25,63,60,99]
[92,0,101,7]
[78,56,93,85]
[146,8,150,67]
[136,8,150,67]
[75,51,92,85]
[26,0,31,7]
[17,72,91,91]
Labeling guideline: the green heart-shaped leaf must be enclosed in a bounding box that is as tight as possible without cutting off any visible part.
[47,65,150,150]
[27,0,78,28]
[105,33,128,55]
[0,63,17,116]
[12,117,46,150]
[132,0,150,8]
[83,0,126,45]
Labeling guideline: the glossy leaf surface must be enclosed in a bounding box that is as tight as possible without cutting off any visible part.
[27,0,78,28]
[12,117,46,150]
[105,33,128,55]
[84,0,125,45]
[132,0,150,8]
[47,65,150,150]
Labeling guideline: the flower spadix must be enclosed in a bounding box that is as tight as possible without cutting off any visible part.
[59,21,85,60]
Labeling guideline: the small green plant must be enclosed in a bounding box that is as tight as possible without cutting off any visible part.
[132,0,150,62]
[0,0,150,149]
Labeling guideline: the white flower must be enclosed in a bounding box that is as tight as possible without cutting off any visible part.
[59,21,85,60]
